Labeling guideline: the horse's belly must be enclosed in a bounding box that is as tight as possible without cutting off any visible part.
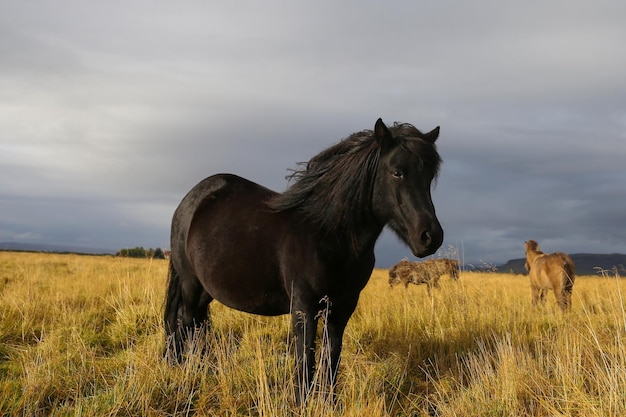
[207,279,292,316]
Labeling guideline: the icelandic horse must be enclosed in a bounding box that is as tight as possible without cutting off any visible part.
[524,240,575,311]
[164,119,443,403]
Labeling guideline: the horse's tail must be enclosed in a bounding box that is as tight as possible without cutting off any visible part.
[562,257,575,293]
[560,255,576,311]
[163,261,182,360]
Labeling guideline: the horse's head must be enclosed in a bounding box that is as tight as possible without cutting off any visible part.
[525,240,540,254]
[372,119,443,258]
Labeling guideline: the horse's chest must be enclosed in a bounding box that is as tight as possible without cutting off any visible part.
[316,270,371,301]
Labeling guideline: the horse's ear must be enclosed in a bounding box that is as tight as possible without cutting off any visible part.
[374,118,393,147]
[422,126,440,144]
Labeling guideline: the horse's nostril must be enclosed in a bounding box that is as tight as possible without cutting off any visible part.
[421,230,432,246]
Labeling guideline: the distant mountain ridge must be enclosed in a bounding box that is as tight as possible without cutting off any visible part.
[2,242,625,276]
[497,253,626,276]
[0,242,116,255]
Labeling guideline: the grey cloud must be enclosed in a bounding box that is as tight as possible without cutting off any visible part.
[1,1,626,266]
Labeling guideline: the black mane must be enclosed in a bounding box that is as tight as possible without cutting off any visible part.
[267,123,441,243]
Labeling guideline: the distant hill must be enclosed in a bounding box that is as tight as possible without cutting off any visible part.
[497,253,626,276]
[0,242,116,255]
[3,241,625,276]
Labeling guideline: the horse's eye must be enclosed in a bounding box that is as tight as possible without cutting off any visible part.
[392,170,404,179]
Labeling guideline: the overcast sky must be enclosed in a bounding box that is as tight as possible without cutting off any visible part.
[2,1,626,268]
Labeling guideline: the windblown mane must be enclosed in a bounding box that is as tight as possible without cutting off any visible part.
[267,129,380,241]
[267,123,441,245]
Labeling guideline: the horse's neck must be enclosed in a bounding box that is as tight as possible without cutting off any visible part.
[319,222,383,264]
[526,250,544,264]
[354,223,385,256]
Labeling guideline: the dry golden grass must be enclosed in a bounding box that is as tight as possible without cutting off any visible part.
[1,251,625,416]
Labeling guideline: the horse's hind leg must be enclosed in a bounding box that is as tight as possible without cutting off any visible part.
[164,263,185,362]
[555,289,572,312]
[562,291,573,311]
[164,263,212,362]
[179,277,213,358]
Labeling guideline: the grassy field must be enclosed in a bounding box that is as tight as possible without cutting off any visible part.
[1,251,625,416]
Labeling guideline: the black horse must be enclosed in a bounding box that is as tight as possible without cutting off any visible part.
[164,118,443,403]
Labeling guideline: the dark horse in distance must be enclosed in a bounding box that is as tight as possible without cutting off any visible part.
[164,118,443,403]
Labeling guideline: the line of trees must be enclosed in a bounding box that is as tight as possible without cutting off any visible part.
[116,247,166,259]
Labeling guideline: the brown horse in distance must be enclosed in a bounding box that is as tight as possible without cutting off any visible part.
[389,258,459,295]
[524,240,576,311]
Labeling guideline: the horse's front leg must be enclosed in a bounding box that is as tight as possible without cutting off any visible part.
[292,310,318,405]
[539,288,548,306]
[531,284,541,306]
[325,312,351,401]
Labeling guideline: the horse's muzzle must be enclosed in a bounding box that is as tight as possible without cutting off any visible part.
[410,220,443,257]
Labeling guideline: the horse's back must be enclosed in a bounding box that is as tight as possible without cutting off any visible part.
[531,252,575,289]
[171,174,293,314]
[171,174,273,263]
[171,173,377,315]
